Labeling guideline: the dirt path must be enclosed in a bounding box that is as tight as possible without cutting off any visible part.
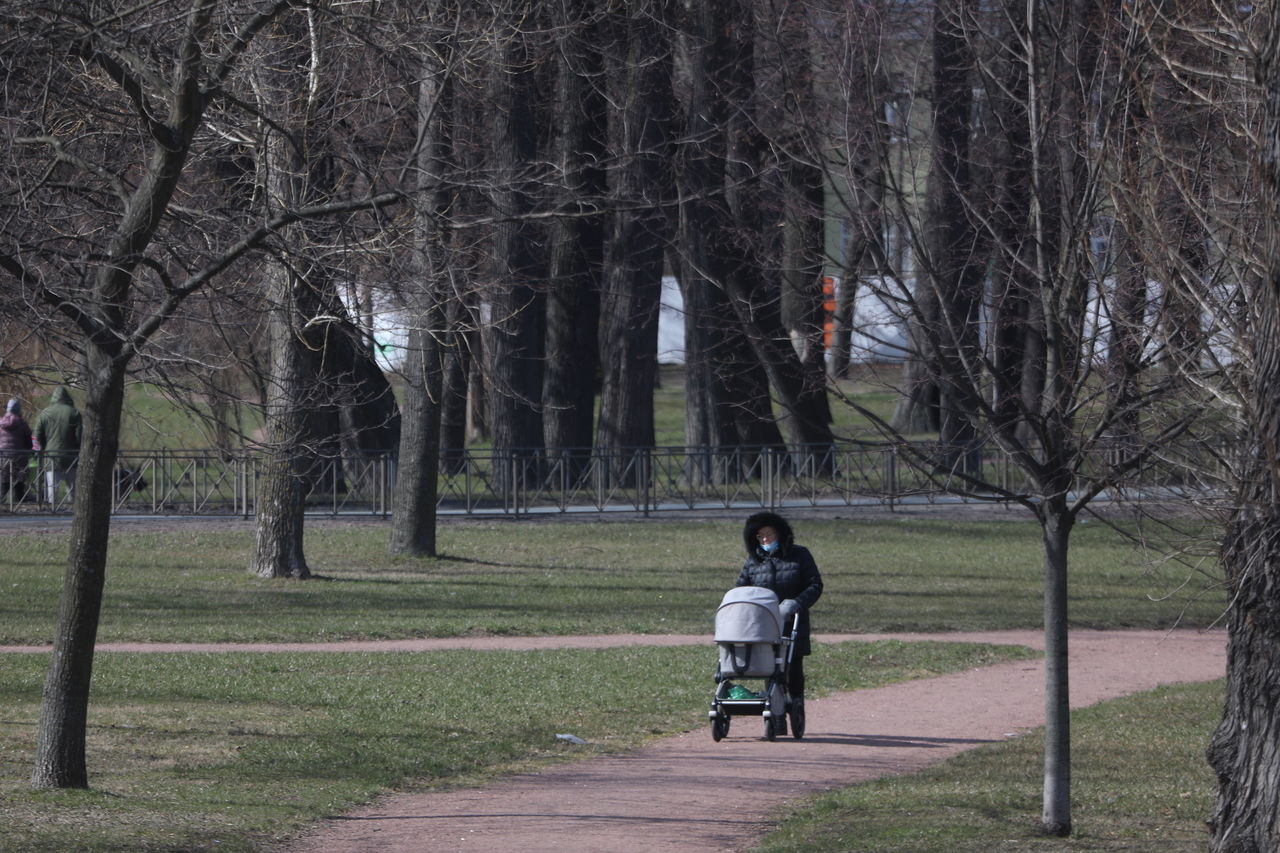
[214,629,1223,853]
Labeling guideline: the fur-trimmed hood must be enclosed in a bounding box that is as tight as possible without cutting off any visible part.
[742,511,795,558]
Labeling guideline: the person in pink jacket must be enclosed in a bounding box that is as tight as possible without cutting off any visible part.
[0,398,34,503]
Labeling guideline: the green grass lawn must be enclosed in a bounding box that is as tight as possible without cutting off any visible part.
[24,363,901,453]
[757,681,1224,853]
[0,516,1226,852]
[0,517,1223,644]
[0,641,1033,853]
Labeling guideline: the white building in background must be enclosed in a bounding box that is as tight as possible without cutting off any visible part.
[658,275,909,366]
[372,273,915,373]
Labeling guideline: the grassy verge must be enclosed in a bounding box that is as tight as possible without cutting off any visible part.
[0,517,1222,645]
[0,517,1223,851]
[756,679,1223,852]
[0,640,1033,853]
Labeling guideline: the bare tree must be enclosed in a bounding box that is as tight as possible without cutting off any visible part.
[675,0,785,475]
[1119,1,1280,848]
[485,4,548,493]
[390,1,459,557]
[0,1,400,788]
[543,0,607,467]
[595,0,676,475]
[820,0,1209,834]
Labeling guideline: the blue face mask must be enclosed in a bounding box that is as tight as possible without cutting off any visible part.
[760,540,779,555]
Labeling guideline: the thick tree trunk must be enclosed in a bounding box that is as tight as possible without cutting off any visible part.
[250,263,313,579]
[390,22,452,557]
[31,365,124,788]
[1209,509,1280,853]
[678,0,741,468]
[925,0,983,475]
[719,0,833,456]
[596,0,673,481]
[989,0,1033,436]
[248,15,328,579]
[486,14,546,493]
[781,154,829,412]
[390,323,443,556]
[544,0,605,465]
[891,307,942,435]
[1208,20,1280,848]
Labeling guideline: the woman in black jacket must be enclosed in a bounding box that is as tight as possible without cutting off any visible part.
[736,511,823,709]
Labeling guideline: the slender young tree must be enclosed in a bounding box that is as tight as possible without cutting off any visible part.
[822,0,1208,834]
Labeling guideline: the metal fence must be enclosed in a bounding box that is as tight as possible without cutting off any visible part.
[0,440,1229,518]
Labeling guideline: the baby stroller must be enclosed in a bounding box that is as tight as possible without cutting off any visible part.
[709,586,804,741]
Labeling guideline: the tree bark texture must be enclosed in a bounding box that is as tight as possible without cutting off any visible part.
[543,0,605,464]
[32,369,126,788]
[924,0,984,474]
[32,1,215,786]
[596,0,674,480]
[390,18,453,557]
[718,0,833,455]
[250,255,316,580]
[1207,14,1280,850]
[675,0,780,477]
[486,13,546,493]
[249,9,335,580]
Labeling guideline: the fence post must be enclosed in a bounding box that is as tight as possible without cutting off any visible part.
[887,447,898,510]
[762,447,773,510]
[642,448,651,517]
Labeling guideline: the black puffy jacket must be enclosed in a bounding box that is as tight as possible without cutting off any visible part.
[735,512,823,655]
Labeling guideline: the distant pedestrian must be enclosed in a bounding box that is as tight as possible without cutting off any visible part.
[0,398,34,503]
[33,386,81,504]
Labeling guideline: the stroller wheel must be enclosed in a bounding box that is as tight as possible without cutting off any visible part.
[764,714,778,741]
[711,714,730,742]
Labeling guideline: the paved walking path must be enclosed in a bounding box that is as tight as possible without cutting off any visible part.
[231,629,1223,853]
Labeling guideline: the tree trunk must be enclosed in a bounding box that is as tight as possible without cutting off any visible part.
[248,11,330,579]
[1039,498,1074,835]
[390,17,453,557]
[250,261,314,579]
[1209,509,1280,853]
[31,366,124,788]
[596,0,674,481]
[544,0,605,466]
[925,0,984,475]
[678,0,735,463]
[1105,222,1146,451]
[486,12,546,493]
[719,0,832,455]
[1207,15,1280,849]
[440,297,473,472]
[390,322,444,556]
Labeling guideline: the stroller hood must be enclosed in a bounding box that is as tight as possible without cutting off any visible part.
[715,586,783,643]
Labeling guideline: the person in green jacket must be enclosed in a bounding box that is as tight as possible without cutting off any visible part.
[33,386,82,504]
